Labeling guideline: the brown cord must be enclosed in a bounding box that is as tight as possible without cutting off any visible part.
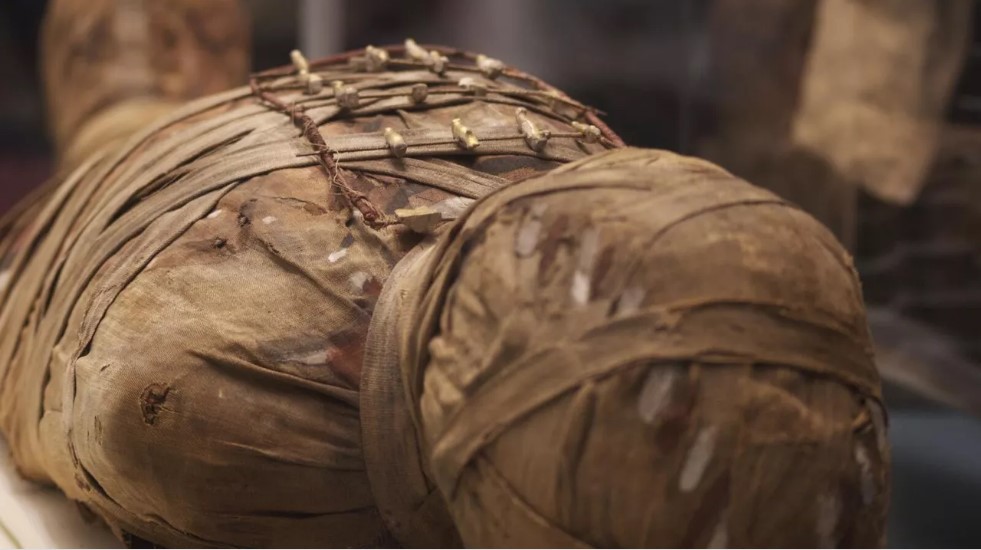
[247,44,625,228]
[250,44,624,147]
[249,78,391,228]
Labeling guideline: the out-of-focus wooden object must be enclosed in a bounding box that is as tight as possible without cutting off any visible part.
[701,0,862,248]
[703,0,981,417]
[793,0,974,205]
[41,0,251,171]
[704,0,817,170]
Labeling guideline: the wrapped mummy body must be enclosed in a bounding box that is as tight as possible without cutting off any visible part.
[0,39,619,548]
[0,2,888,548]
[392,149,890,547]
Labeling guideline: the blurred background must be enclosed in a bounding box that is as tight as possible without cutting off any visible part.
[0,0,979,547]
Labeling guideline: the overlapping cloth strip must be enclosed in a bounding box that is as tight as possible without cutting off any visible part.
[0,45,617,547]
[390,148,885,547]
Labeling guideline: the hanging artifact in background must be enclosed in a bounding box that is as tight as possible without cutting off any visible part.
[702,0,981,415]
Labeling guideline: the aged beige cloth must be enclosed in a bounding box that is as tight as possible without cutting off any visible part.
[0,46,614,547]
[377,148,888,547]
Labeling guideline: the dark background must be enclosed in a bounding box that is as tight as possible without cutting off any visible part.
[1,1,980,547]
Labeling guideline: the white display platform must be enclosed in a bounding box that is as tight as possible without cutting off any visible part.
[0,439,122,549]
